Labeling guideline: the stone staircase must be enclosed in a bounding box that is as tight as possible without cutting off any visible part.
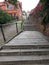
[0,31,49,65]
[23,18,38,31]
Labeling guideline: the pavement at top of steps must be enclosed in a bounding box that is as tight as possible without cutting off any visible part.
[3,31,48,46]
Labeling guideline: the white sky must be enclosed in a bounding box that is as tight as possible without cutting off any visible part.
[18,0,40,12]
[0,0,40,12]
[0,0,4,2]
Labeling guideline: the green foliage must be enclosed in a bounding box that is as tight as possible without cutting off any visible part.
[7,0,17,8]
[41,15,47,25]
[0,9,12,24]
[40,0,49,25]
[38,10,43,17]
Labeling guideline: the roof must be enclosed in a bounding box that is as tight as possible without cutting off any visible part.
[0,2,5,6]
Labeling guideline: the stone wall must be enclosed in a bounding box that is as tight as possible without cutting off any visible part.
[0,28,4,45]
[45,24,49,36]
[36,18,49,37]
[31,15,49,37]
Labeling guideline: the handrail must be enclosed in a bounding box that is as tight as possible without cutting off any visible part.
[0,20,23,44]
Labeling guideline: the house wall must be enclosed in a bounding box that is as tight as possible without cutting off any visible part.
[0,1,22,20]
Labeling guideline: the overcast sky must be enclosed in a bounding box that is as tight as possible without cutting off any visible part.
[0,0,4,2]
[18,0,40,11]
[0,0,40,12]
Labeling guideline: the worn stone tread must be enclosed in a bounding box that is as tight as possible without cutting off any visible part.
[4,42,49,46]
[0,49,49,53]
[0,55,49,62]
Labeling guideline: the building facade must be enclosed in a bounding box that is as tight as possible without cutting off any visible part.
[0,0,22,20]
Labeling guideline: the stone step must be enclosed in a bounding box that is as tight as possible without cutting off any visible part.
[2,42,49,49]
[23,21,33,24]
[0,63,49,65]
[23,23,36,26]
[0,49,49,56]
[0,56,49,65]
[23,25,38,31]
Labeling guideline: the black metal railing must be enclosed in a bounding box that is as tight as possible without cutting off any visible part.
[0,21,23,45]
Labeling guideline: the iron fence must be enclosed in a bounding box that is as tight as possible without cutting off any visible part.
[0,21,23,46]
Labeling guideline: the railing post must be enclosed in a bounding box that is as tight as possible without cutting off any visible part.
[21,21,23,31]
[16,23,18,34]
[0,24,6,42]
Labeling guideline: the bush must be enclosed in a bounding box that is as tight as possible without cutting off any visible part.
[0,9,12,24]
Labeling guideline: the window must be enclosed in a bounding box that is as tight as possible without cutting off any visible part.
[6,4,12,10]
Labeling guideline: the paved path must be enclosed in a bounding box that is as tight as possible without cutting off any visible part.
[0,16,49,65]
[4,31,48,45]
[0,31,49,65]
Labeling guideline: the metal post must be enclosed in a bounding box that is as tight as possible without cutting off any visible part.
[16,23,18,34]
[21,22,23,31]
[0,25,6,42]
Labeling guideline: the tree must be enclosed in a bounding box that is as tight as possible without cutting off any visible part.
[40,0,49,32]
[0,9,13,42]
[0,9,12,24]
[5,0,17,8]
